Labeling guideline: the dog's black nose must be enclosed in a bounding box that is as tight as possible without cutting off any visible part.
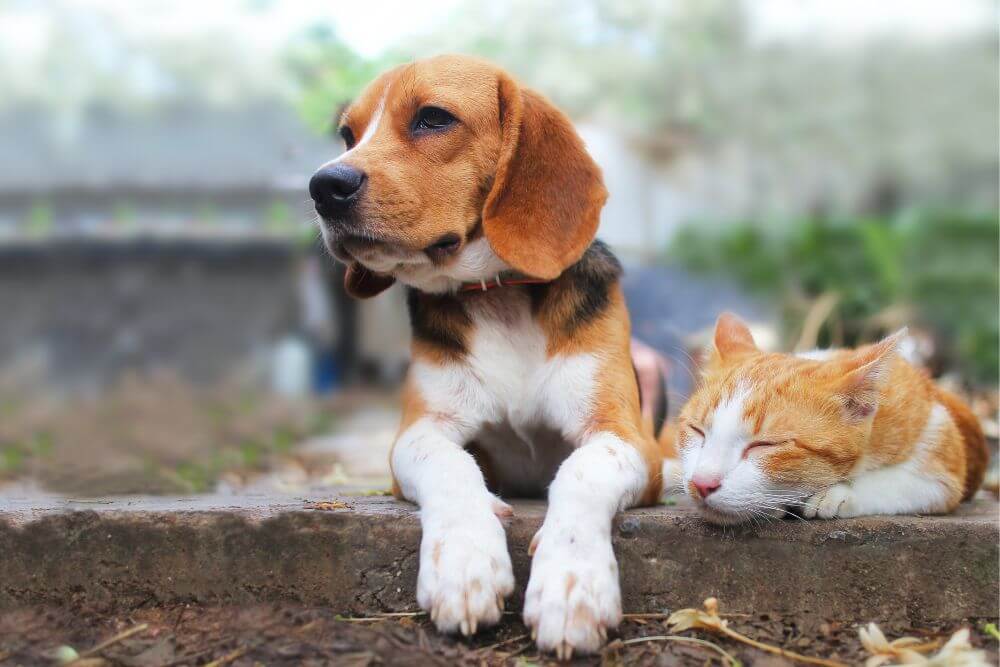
[310,164,366,213]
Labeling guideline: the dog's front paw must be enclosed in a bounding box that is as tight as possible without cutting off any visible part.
[803,483,856,519]
[523,526,621,659]
[417,508,514,636]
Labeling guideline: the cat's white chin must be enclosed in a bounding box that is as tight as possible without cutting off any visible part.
[696,502,785,526]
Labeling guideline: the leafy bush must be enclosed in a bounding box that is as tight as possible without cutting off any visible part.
[669,212,998,385]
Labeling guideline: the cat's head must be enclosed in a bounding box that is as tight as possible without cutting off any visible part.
[677,313,904,525]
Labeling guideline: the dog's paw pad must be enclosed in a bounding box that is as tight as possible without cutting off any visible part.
[417,514,514,636]
[523,530,620,656]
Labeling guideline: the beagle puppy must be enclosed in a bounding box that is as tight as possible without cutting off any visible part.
[309,54,668,659]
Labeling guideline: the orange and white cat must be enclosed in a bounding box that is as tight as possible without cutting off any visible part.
[675,313,988,525]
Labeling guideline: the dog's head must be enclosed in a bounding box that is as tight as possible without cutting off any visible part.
[309,55,607,298]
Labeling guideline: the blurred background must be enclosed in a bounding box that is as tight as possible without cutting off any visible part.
[0,0,996,497]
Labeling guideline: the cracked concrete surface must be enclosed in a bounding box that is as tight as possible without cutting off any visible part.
[0,492,996,622]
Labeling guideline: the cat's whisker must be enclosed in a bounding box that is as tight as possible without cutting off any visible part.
[762,499,809,507]
[664,344,699,387]
[756,503,808,523]
[665,390,688,403]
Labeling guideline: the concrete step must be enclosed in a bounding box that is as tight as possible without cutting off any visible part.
[1,494,996,623]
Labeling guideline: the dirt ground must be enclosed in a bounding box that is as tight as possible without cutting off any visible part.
[1,373,996,499]
[0,375,398,497]
[0,603,995,667]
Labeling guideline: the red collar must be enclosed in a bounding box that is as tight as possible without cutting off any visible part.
[457,274,549,293]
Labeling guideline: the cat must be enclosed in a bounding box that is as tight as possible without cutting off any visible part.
[673,312,988,525]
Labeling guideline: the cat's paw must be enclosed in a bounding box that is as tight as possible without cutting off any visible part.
[523,526,621,659]
[417,508,514,636]
[803,483,856,519]
[661,458,685,494]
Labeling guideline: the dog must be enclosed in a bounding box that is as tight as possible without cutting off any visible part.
[309,54,669,658]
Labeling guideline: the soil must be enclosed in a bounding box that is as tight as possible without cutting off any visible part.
[1,603,995,667]
[0,375,398,496]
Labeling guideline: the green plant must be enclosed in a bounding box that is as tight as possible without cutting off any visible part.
[264,199,293,233]
[25,200,54,237]
[112,201,138,229]
[283,25,396,135]
[669,212,998,385]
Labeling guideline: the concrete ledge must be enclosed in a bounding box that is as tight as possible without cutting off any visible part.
[1,494,996,621]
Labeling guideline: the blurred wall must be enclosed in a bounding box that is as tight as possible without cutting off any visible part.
[0,240,297,391]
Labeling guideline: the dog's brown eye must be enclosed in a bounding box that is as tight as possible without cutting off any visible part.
[339,126,355,149]
[413,106,456,132]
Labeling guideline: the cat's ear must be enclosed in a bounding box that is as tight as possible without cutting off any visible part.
[832,328,907,420]
[712,312,759,362]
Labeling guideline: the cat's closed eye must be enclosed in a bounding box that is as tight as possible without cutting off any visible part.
[742,440,782,458]
[685,424,705,442]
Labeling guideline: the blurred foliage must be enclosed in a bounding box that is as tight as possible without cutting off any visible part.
[0,0,291,113]
[264,199,293,233]
[283,25,394,135]
[111,201,138,229]
[670,212,999,385]
[3,1,995,217]
[391,0,998,215]
[25,200,53,237]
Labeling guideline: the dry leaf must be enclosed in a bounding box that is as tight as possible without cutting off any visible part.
[858,624,986,667]
[667,598,846,667]
[920,629,988,667]
[305,500,351,511]
[859,623,928,666]
[666,597,728,633]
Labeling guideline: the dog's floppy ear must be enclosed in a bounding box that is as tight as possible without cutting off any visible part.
[482,74,607,280]
[344,262,395,299]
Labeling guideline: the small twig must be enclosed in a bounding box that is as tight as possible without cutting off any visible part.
[171,605,188,632]
[161,646,219,667]
[335,611,427,623]
[160,634,240,667]
[67,623,148,663]
[478,633,528,653]
[376,611,426,617]
[204,646,248,667]
[294,619,321,634]
[500,642,533,659]
[624,612,751,620]
[620,635,741,667]
[418,627,432,653]
[715,625,845,667]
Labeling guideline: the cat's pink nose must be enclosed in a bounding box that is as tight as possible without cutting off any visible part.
[692,476,722,499]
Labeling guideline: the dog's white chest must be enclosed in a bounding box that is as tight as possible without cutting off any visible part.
[410,297,599,495]
[465,305,549,424]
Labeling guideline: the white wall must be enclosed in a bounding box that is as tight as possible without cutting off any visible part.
[578,123,697,263]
